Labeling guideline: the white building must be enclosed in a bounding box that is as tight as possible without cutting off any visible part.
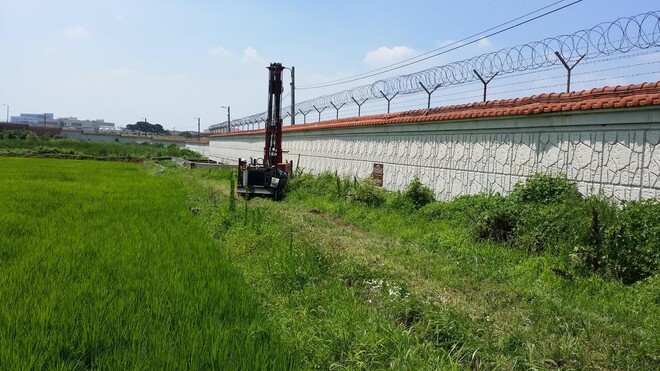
[10,113,55,126]
[55,117,115,131]
[10,113,115,131]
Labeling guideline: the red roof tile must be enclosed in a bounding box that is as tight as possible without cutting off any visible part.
[211,81,660,137]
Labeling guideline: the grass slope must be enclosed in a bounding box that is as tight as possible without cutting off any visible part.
[176,166,659,370]
[0,158,293,369]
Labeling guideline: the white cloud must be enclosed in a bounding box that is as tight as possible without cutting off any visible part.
[115,14,126,23]
[477,37,492,49]
[242,47,266,65]
[363,46,416,67]
[436,39,456,48]
[207,46,232,57]
[63,26,90,40]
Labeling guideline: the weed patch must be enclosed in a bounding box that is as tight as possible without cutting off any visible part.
[162,168,659,369]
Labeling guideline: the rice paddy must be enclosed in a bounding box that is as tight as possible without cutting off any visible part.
[0,157,294,369]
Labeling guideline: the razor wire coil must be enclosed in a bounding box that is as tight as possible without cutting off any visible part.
[211,11,660,132]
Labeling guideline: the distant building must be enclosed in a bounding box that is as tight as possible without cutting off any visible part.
[55,117,115,131]
[98,125,120,133]
[11,113,55,126]
[10,113,115,131]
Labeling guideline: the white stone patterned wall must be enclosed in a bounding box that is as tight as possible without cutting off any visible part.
[207,107,660,201]
[185,143,211,157]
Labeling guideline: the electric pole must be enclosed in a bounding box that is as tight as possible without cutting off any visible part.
[290,66,295,125]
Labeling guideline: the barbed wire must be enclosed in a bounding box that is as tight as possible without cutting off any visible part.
[211,11,660,132]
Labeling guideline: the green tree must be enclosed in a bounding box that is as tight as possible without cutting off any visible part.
[126,121,167,134]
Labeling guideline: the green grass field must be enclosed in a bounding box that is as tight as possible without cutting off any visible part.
[173,166,659,370]
[1,154,658,370]
[0,158,293,369]
[0,134,204,160]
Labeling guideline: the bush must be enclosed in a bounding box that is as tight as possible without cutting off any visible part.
[514,201,589,253]
[475,196,518,243]
[604,199,660,284]
[347,177,385,206]
[388,191,415,211]
[402,177,435,209]
[510,173,582,204]
[0,129,33,140]
[471,174,584,250]
[570,197,618,273]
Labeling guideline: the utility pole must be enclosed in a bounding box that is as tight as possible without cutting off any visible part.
[290,66,295,125]
[221,106,231,133]
[194,117,201,140]
[2,104,8,122]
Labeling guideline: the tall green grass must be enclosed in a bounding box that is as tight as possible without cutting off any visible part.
[0,137,203,160]
[177,168,659,369]
[0,158,294,369]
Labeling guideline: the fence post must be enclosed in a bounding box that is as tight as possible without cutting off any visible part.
[298,109,311,124]
[330,102,345,119]
[351,97,368,117]
[419,82,442,109]
[380,91,399,114]
[473,70,499,102]
[555,51,586,93]
[313,105,326,122]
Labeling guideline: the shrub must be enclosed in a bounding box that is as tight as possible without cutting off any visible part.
[389,191,415,211]
[475,196,518,243]
[514,201,588,253]
[0,129,33,140]
[347,177,385,206]
[402,177,435,209]
[570,197,619,273]
[604,199,660,284]
[510,173,582,204]
[26,131,38,141]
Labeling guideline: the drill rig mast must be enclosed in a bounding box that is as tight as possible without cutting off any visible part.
[264,63,284,168]
[236,63,292,199]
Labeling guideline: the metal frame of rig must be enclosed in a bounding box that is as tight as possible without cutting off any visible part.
[237,63,293,199]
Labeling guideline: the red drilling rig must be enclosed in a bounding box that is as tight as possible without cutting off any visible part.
[236,63,292,199]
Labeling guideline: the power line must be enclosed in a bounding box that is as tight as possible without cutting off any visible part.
[297,0,583,90]
[217,11,660,132]
[298,0,572,89]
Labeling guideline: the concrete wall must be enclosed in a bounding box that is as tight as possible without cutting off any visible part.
[185,143,211,157]
[207,107,660,201]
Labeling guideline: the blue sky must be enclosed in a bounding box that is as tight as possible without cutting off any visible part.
[1,0,658,130]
